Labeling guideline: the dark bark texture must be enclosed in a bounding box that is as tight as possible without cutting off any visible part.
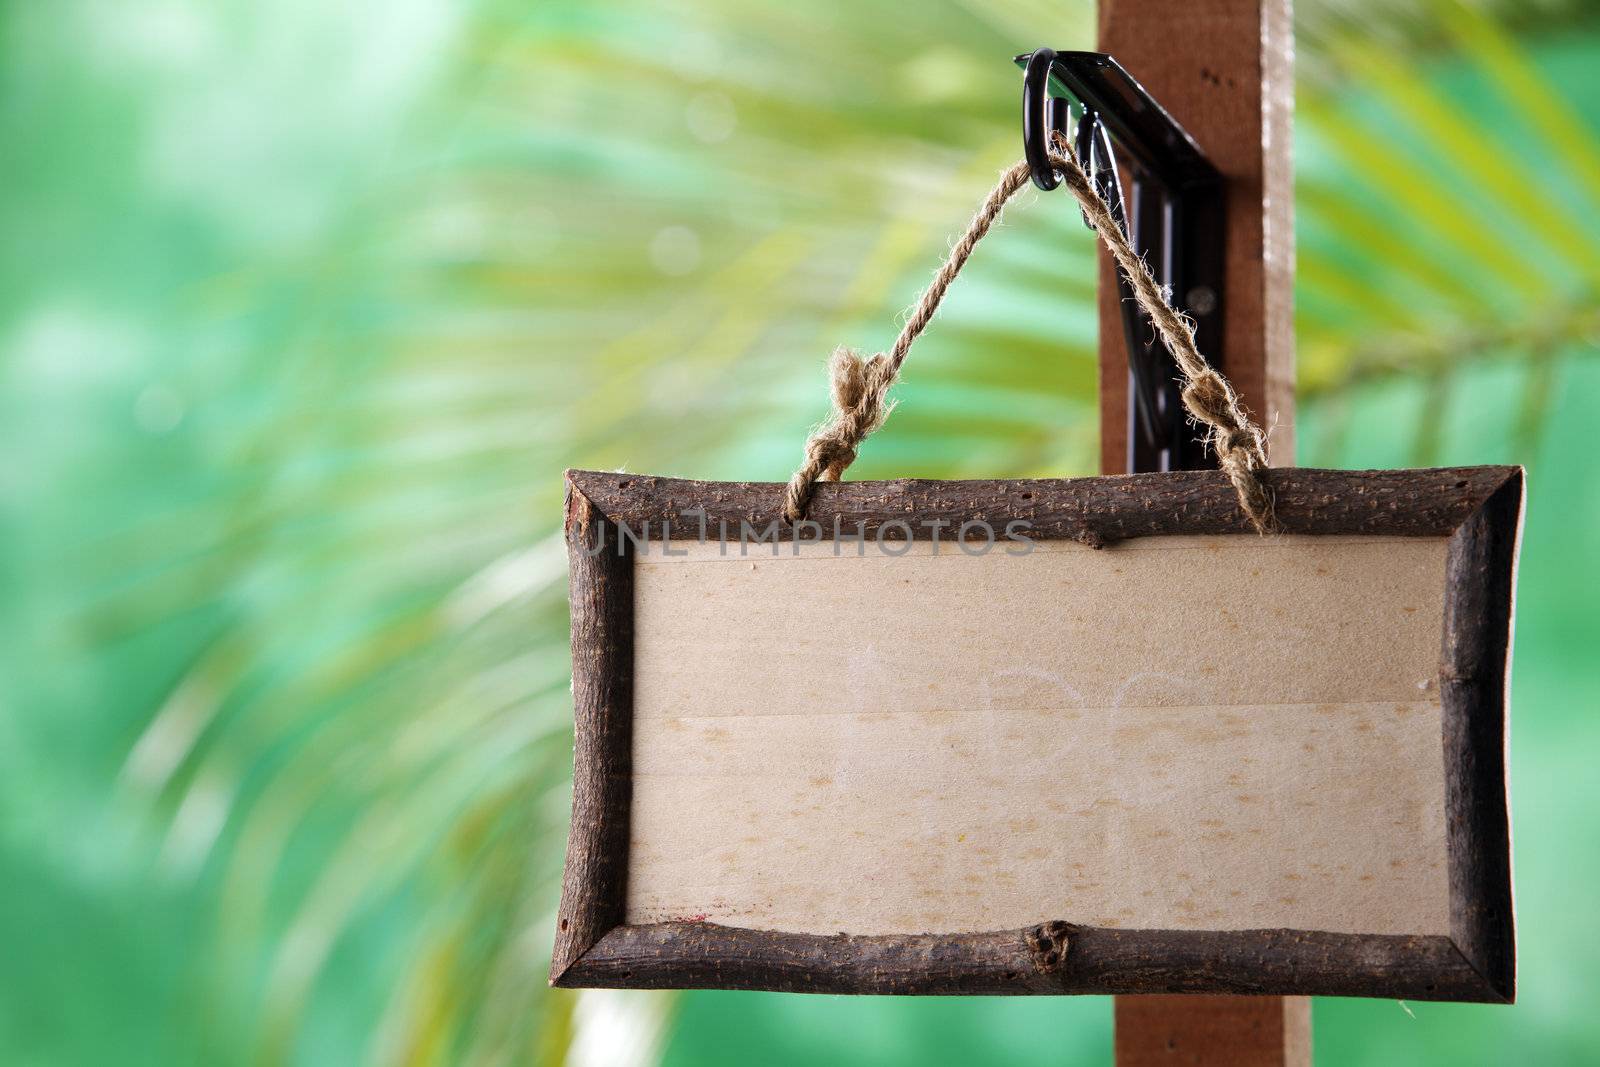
[558,922,1494,1001]
[550,485,635,980]
[566,466,1517,547]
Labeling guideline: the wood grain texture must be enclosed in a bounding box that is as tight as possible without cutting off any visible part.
[627,535,1453,940]
[551,466,1521,1001]
[566,465,1517,545]
[557,922,1492,1000]
[1116,996,1310,1067]
[550,483,635,982]
[1097,0,1296,471]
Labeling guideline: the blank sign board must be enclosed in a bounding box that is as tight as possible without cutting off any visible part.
[552,466,1521,1002]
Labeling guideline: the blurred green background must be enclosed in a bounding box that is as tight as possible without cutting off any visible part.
[3,0,1598,1063]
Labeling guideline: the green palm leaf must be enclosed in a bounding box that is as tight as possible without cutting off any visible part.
[4,1,1599,1065]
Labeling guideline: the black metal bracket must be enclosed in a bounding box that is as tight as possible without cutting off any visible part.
[1016,48,1226,473]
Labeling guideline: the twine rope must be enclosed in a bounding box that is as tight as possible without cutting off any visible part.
[782,135,1276,534]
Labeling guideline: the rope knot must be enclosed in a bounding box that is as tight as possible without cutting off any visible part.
[782,347,899,521]
[828,346,870,410]
[1220,427,1261,461]
[1181,374,1231,422]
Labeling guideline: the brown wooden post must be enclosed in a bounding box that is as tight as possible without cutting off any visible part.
[1116,995,1309,1067]
[1096,0,1304,1063]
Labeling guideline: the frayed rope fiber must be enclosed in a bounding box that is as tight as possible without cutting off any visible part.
[782,134,1276,534]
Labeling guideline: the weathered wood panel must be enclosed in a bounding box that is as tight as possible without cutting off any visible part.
[627,535,1450,939]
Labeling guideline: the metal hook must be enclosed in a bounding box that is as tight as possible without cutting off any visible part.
[1074,111,1127,235]
[1025,55,1154,448]
[1024,50,1130,237]
[1073,111,1163,451]
[1021,48,1066,191]
[1016,48,1226,473]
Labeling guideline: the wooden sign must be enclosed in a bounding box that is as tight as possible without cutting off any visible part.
[551,465,1520,1002]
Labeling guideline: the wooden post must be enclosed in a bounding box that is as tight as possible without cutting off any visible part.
[1115,996,1309,1067]
[1097,0,1304,1063]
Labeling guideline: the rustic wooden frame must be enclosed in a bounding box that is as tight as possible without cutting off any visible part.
[551,464,1522,1002]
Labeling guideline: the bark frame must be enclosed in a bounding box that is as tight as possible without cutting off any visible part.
[552,465,1520,1002]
